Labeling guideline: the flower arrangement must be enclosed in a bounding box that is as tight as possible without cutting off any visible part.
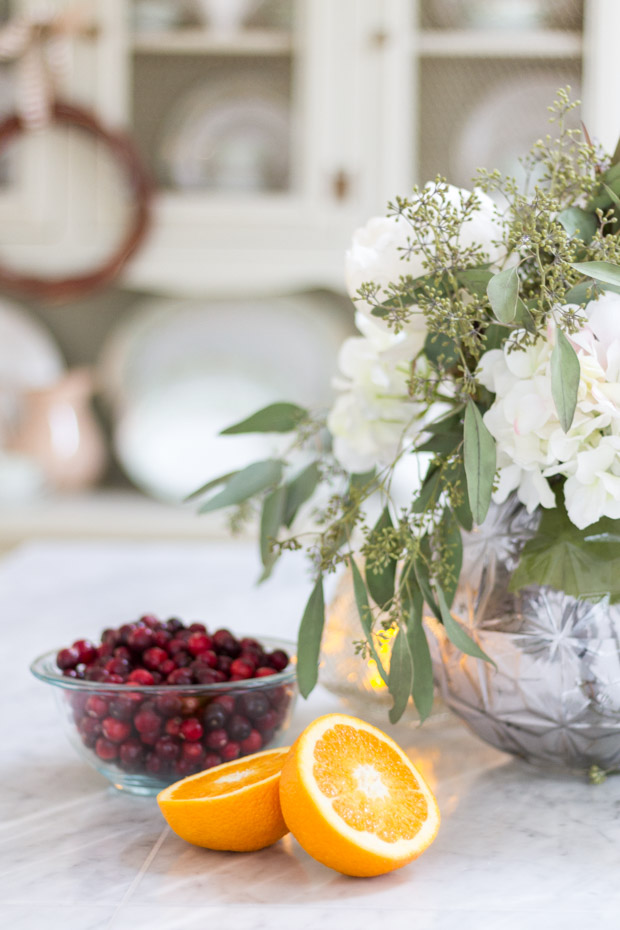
[195,91,620,723]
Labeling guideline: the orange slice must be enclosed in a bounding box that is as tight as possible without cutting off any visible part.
[157,747,289,851]
[279,714,440,876]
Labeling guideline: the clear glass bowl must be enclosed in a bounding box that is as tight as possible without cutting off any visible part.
[31,636,298,796]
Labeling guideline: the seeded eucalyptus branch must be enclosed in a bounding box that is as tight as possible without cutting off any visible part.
[194,89,620,723]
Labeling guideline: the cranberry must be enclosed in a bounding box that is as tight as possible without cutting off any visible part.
[113,646,132,661]
[127,669,155,686]
[107,674,125,684]
[72,639,98,664]
[145,753,163,775]
[101,628,121,646]
[194,650,218,669]
[193,666,220,685]
[104,657,130,677]
[155,736,181,762]
[221,741,241,762]
[95,737,118,761]
[127,627,154,651]
[165,716,183,738]
[78,716,101,748]
[142,647,169,670]
[180,718,203,741]
[102,717,131,743]
[62,669,79,679]
[213,629,241,657]
[229,659,254,679]
[269,686,290,710]
[159,659,176,677]
[172,651,192,669]
[85,695,109,719]
[240,637,262,651]
[140,614,161,629]
[153,630,171,649]
[168,637,188,655]
[255,709,279,733]
[203,752,222,769]
[174,757,197,778]
[217,655,233,675]
[237,692,269,720]
[139,729,161,747]
[166,668,193,686]
[205,728,229,751]
[227,714,252,741]
[166,617,184,633]
[118,623,137,645]
[119,738,144,770]
[187,633,212,656]
[182,741,205,764]
[189,621,207,633]
[239,651,259,670]
[213,694,236,715]
[267,649,289,671]
[109,693,143,720]
[134,709,162,734]
[84,667,110,682]
[56,647,79,670]
[203,704,228,730]
[96,642,114,660]
[240,730,263,754]
[255,667,277,678]
[155,693,182,717]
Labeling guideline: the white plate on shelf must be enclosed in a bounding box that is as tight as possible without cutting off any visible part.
[158,75,290,192]
[99,293,353,502]
[0,299,64,390]
[451,72,582,190]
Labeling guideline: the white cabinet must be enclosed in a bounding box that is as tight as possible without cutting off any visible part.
[0,0,616,298]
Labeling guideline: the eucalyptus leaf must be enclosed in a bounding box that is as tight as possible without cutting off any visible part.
[570,261,620,289]
[198,459,283,513]
[403,582,434,722]
[259,486,286,579]
[487,266,519,323]
[411,466,442,514]
[283,462,320,527]
[437,588,493,664]
[551,327,580,433]
[424,408,464,435]
[387,627,413,724]
[349,555,388,685]
[186,470,238,502]
[424,332,459,367]
[416,431,461,456]
[296,576,325,698]
[220,402,307,435]
[484,323,506,352]
[411,555,441,622]
[365,506,396,610]
[557,206,597,243]
[437,509,463,607]
[463,401,496,525]
[565,281,597,305]
[514,299,537,334]
[510,504,620,603]
[457,266,494,298]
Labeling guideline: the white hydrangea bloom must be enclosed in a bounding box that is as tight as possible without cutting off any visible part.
[478,291,620,529]
[327,313,426,474]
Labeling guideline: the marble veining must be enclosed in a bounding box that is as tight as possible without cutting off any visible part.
[2,541,620,930]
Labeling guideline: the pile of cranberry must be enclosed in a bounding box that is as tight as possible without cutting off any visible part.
[56,616,292,781]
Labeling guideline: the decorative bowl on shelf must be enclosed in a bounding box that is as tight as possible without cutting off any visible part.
[31,633,297,796]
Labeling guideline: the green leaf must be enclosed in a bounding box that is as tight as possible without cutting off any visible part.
[387,626,413,724]
[220,402,307,435]
[509,503,620,602]
[424,332,459,368]
[570,261,620,289]
[349,556,388,686]
[557,207,597,243]
[297,576,325,698]
[403,582,434,722]
[424,408,464,435]
[487,266,519,324]
[437,509,463,607]
[411,466,442,514]
[463,401,496,525]
[565,281,597,305]
[484,323,506,352]
[411,554,441,622]
[186,470,238,502]
[551,327,580,433]
[258,486,287,580]
[437,587,493,664]
[603,183,620,210]
[457,266,494,298]
[283,462,320,527]
[198,459,283,513]
[514,299,537,334]
[416,431,461,456]
[365,506,396,610]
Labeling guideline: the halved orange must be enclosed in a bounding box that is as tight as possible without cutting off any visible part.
[157,747,289,851]
[279,714,440,877]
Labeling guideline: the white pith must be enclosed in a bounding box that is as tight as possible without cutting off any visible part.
[353,763,389,799]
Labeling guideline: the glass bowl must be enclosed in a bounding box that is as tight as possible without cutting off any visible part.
[31,635,298,796]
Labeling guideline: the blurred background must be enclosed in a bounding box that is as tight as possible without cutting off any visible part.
[0,0,618,554]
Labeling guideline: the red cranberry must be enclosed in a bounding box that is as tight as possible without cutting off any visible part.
[153,630,171,649]
[109,693,143,720]
[182,741,205,764]
[180,718,203,741]
[227,714,252,741]
[193,666,218,685]
[56,647,79,670]
[127,669,155,686]
[155,736,181,762]
[72,639,98,664]
[101,628,121,646]
[102,717,131,743]
[168,637,188,654]
[78,716,101,748]
[269,686,290,710]
[95,737,118,761]
[221,741,241,762]
[203,704,228,730]
[237,692,269,719]
[239,651,259,670]
[189,621,207,633]
[165,716,183,738]
[140,614,161,629]
[118,623,137,645]
[96,642,114,660]
[240,730,263,754]
[213,694,236,715]
[105,657,131,677]
[134,709,162,734]
[119,738,144,770]
[155,693,182,717]
[255,710,279,733]
[217,655,233,675]
[159,659,176,677]
[229,659,254,679]
[194,650,218,669]
[85,695,109,719]
[255,667,277,678]
[84,666,110,682]
[142,647,169,670]
[179,696,200,716]
[213,629,241,657]
[166,668,193,685]
[127,627,154,651]
[267,650,289,671]
[63,669,80,679]
[205,728,229,751]
[139,729,161,747]
[203,752,222,769]
[113,646,132,661]
[145,753,163,775]
[187,633,212,656]
[172,651,192,669]
[240,637,261,651]
[107,674,125,684]
[166,617,184,633]
[174,758,197,778]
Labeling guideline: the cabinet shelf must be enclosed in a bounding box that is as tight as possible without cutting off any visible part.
[417,29,582,58]
[131,28,293,56]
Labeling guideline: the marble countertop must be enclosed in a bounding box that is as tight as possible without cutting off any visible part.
[3,540,620,930]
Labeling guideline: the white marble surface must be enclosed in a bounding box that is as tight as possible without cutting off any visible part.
[2,540,620,930]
